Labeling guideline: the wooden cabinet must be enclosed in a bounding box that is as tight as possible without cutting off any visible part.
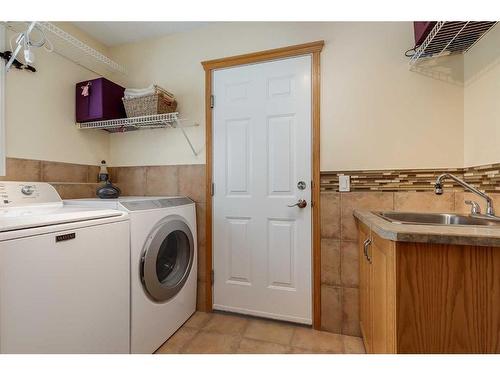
[358,222,371,352]
[357,219,500,353]
[357,222,396,354]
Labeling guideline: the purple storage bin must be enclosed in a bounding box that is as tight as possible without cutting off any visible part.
[76,78,126,123]
[413,22,436,47]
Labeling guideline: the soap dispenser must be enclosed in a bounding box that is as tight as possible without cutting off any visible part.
[96,160,121,199]
[98,160,109,182]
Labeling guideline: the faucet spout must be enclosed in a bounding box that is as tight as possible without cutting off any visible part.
[434,173,495,216]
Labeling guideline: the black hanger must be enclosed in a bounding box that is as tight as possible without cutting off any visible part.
[0,51,36,72]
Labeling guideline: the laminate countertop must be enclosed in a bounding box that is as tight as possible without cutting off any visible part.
[354,210,500,247]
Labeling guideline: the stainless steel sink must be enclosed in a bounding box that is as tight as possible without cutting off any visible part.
[374,211,500,227]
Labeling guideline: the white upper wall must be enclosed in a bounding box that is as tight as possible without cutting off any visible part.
[108,22,465,170]
[464,25,500,167]
[4,24,110,165]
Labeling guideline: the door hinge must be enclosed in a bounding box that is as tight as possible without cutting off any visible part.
[211,182,215,196]
[210,94,215,109]
[211,270,214,285]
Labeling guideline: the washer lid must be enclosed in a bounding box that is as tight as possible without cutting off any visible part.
[0,205,125,233]
[0,181,125,232]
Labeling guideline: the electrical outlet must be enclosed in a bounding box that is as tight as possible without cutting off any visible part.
[339,175,350,192]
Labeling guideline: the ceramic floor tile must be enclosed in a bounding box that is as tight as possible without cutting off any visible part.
[243,319,295,345]
[290,327,344,353]
[155,311,363,355]
[184,311,213,329]
[201,313,249,336]
[343,335,366,354]
[181,331,241,354]
[236,338,290,354]
[289,347,330,354]
[155,327,198,354]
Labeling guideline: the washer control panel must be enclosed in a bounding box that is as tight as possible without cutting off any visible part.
[0,182,61,208]
[21,185,36,196]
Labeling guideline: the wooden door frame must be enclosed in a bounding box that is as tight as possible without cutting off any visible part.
[201,40,324,329]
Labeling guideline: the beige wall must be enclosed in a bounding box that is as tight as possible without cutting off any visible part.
[464,25,500,167]
[4,25,110,166]
[107,22,464,170]
[7,22,498,171]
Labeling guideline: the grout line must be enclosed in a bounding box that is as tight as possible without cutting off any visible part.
[338,191,344,335]
[144,166,150,195]
[339,239,344,289]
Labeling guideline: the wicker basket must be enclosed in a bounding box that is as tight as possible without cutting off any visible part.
[122,86,177,117]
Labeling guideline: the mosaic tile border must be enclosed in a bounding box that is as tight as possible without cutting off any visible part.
[321,163,500,193]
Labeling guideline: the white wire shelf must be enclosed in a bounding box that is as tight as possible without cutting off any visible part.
[77,112,189,130]
[409,21,498,68]
[77,113,200,156]
[4,21,126,76]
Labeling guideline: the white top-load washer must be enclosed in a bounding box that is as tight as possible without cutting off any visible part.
[0,182,130,354]
[65,196,197,354]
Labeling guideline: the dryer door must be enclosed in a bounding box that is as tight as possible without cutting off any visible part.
[141,217,194,302]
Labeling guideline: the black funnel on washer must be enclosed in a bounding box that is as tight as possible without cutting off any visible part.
[96,180,121,199]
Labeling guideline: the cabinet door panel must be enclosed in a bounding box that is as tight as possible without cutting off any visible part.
[371,233,396,354]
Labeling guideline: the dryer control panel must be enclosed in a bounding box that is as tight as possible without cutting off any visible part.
[0,182,62,208]
[121,197,193,211]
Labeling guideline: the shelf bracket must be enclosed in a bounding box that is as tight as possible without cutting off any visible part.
[174,119,199,157]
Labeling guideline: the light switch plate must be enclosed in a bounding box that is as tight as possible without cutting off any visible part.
[339,175,350,192]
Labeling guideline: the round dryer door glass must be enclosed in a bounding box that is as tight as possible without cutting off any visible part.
[156,230,190,284]
[141,218,194,302]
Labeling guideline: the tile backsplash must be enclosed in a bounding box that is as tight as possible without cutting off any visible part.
[321,163,500,192]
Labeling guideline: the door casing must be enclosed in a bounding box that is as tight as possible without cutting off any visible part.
[201,40,324,329]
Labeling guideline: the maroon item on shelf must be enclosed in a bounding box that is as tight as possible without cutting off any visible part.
[76,77,126,123]
[413,22,437,47]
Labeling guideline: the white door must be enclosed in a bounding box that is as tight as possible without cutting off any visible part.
[212,55,312,324]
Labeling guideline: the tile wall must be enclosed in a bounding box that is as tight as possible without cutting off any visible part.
[0,157,100,198]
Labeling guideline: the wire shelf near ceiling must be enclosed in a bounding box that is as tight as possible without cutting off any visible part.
[409,21,498,67]
[4,21,126,76]
[77,112,200,156]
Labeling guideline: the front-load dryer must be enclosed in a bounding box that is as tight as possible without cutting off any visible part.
[65,197,197,353]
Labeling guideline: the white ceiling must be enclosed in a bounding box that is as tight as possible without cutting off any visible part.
[72,22,211,47]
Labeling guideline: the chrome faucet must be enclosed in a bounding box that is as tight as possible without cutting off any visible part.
[434,173,496,217]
